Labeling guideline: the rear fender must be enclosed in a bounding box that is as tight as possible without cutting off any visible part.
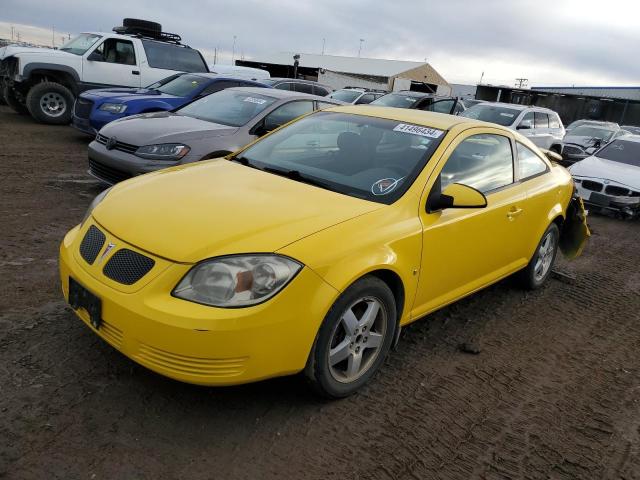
[559,196,590,259]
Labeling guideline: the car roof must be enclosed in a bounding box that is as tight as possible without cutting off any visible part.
[226,86,338,102]
[268,77,327,85]
[473,102,561,113]
[323,105,486,130]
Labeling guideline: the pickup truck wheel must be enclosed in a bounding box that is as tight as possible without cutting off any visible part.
[3,84,29,114]
[26,82,74,125]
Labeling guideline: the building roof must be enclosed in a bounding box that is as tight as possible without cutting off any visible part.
[245,52,445,83]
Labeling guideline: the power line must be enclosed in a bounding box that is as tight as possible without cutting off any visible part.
[515,78,528,88]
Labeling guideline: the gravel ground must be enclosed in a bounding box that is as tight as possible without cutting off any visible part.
[1,106,639,480]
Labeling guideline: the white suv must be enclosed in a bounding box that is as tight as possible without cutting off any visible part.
[460,102,565,150]
[327,88,386,104]
[0,19,208,125]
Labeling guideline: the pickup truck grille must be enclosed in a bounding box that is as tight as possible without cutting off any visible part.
[74,98,94,119]
[96,134,139,154]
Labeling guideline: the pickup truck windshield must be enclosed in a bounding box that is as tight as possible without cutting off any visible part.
[59,34,102,55]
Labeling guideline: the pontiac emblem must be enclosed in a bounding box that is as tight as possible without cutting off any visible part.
[99,243,116,263]
[105,136,117,150]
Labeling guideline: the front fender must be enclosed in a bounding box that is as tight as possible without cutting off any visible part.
[559,196,590,259]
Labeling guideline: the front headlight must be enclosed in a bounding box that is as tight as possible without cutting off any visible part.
[135,144,190,160]
[82,186,112,224]
[173,255,303,307]
[99,103,128,114]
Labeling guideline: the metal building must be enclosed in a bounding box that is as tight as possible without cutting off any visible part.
[236,53,450,94]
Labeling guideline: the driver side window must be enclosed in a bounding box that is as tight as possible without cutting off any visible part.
[440,134,514,194]
[93,39,136,65]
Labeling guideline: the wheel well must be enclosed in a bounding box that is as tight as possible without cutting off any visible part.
[201,151,232,160]
[27,70,77,95]
[368,269,405,324]
[552,214,564,230]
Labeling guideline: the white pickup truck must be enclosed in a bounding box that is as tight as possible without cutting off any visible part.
[0,19,209,125]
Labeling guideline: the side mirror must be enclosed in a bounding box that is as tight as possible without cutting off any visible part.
[87,51,104,62]
[427,183,487,212]
[540,149,563,163]
[516,123,531,130]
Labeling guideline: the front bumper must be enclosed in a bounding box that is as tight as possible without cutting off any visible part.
[71,114,98,136]
[60,222,338,386]
[87,141,190,185]
[574,181,640,214]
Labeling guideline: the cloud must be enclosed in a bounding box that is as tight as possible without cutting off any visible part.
[1,0,638,86]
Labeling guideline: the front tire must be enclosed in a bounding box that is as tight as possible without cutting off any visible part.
[305,276,396,398]
[3,84,28,114]
[26,82,74,125]
[517,223,560,290]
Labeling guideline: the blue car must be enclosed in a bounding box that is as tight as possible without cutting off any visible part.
[71,73,270,135]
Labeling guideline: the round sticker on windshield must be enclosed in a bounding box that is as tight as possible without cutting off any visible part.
[372,177,403,195]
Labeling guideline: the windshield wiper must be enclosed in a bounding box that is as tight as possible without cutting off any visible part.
[262,166,336,192]
[231,155,262,170]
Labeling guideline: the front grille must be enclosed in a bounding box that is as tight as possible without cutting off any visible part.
[604,185,631,197]
[89,158,131,185]
[79,225,106,264]
[563,145,584,156]
[95,134,139,154]
[582,180,603,192]
[103,249,155,285]
[74,98,93,119]
[136,342,248,378]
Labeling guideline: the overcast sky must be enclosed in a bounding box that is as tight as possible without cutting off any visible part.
[2,0,639,87]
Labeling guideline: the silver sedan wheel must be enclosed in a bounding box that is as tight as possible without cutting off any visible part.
[40,92,67,118]
[534,229,557,282]
[328,296,388,383]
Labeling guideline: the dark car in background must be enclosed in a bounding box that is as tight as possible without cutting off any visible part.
[87,87,344,184]
[370,90,466,115]
[260,77,332,96]
[72,73,270,135]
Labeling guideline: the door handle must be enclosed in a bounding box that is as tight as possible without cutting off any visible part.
[507,207,523,220]
[132,70,140,75]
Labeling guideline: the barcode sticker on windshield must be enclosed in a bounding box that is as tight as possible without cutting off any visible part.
[244,97,267,105]
[393,124,444,138]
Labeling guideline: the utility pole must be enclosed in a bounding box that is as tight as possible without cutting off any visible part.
[479,71,485,84]
[515,78,528,88]
[52,26,55,47]
[322,38,325,55]
[358,38,364,58]
[213,47,218,65]
[231,35,237,65]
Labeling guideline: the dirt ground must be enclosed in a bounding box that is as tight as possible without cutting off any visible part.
[1,105,640,480]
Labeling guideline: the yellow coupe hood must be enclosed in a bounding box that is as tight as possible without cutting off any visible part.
[93,160,381,263]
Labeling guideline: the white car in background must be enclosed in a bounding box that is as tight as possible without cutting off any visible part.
[461,102,564,150]
[208,64,270,81]
[569,136,640,218]
[327,87,386,104]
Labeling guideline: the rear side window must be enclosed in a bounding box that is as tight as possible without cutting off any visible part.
[516,142,548,179]
[313,85,330,96]
[356,94,376,104]
[275,82,293,91]
[440,134,514,193]
[549,114,561,129]
[141,40,208,72]
[519,112,534,128]
[535,112,549,128]
[294,83,314,95]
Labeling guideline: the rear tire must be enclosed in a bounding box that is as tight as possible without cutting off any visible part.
[517,223,560,290]
[305,276,396,398]
[3,84,28,114]
[26,82,74,125]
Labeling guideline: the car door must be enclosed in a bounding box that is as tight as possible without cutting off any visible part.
[533,111,553,149]
[412,128,528,318]
[83,38,141,87]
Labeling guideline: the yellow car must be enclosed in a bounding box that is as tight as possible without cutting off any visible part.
[60,106,588,397]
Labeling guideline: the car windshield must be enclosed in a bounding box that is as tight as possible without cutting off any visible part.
[237,111,446,204]
[177,89,276,126]
[149,74,208,96]
[371,94,421,108]
[459,104,521,126]
[59,33,102,55]
[595,140,640,167]
[621,126,640,134]
[569,126,615,140]
[329,90,363,102]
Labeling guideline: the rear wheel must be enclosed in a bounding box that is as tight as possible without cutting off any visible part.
[3,84,28,114]
[305,276,396,398]
[517,223,560,289]
[26,82,74,125]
